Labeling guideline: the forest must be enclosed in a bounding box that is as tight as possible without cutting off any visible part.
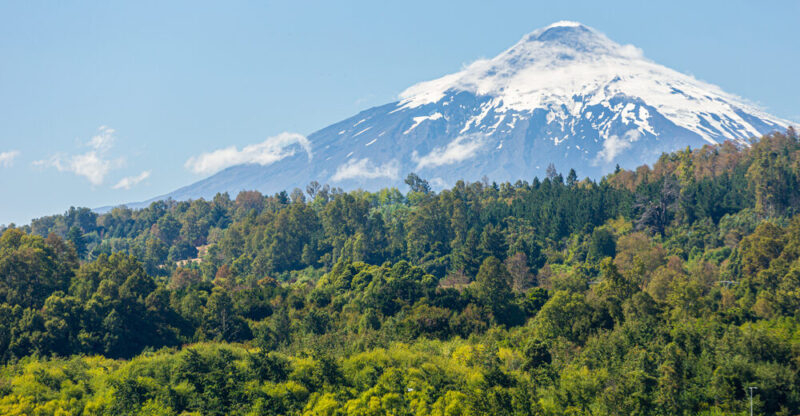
[0,129,799,415]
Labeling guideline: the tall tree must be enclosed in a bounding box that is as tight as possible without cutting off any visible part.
[474,256,512,317]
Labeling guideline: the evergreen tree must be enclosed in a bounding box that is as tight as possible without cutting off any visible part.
[479,224,508,260]
[474,257,512,317]
[66,225,87,257]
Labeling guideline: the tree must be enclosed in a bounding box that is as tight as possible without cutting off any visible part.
[452,228,482,277]
[168,240,198,262]
[290,187,306,204]
[746,136,797,216]
[479,224,508,260]
[566,169,578,187]
[546,163,558,179]
[0,229,72,308]
[474,257,513,317]
[67,226,87,257]
[271,306,291,345]
[306,180,322,199]
[522,287,549,316]
[141,237,168,275]
[504,252,534,292]
[204,289,250,342]
[533,291,594,344]
[235,190,265,214]
[153,215,181,245]
[636,178,679,235]
[588,228,616,260]
[404,173,431,194]
[522,338,551,371]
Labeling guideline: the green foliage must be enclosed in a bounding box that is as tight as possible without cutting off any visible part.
[588,227,616,260]
[0,229,76,308]
[473,256,514,322]
[1,130,800,414]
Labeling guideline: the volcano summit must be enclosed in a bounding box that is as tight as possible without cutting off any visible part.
[164,21,791,202]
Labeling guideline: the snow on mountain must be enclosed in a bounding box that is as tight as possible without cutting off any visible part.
[398,21,785,144]
[138,21,793,205]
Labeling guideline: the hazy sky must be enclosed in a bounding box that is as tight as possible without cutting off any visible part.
[1,0,798,225]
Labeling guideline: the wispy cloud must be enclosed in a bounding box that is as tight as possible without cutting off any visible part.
[429,177,448,189]
[595,129,641,164]
[412,134,487,170]
[0,150,20,167]
[185,132,312,175]
[331,158,399,181]
[113,170,151,190]
[34,126,122,185]
[88,125,115,151]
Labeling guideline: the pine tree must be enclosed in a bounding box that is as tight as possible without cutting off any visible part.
[66,225,87,257]
[474,257,512,316]
[479,225,508,260]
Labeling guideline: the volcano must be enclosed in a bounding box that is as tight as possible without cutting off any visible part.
[158,21,792,203]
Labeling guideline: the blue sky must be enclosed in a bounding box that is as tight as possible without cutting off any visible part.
[1,0,798,225]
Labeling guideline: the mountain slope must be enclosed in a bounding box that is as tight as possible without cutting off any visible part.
[155,21,792,203]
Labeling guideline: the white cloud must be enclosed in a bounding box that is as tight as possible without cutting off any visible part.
[113,170,151,190]
[617,44,644,60]
[34,126,122,185]
[88,126,115,151]
[412,134,487,170]
[185,132,312,175]
[331,158,399,181]
[429,177,449,189]
[595,129,641,164]
[0,150,20,167]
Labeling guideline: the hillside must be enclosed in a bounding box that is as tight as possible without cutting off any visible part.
[1,130,799,414]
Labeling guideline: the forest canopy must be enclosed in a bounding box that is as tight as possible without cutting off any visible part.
[1,129,799,415]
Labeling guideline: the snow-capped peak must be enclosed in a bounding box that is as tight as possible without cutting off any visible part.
[149,21,792,206]
[543,20,584,28]
[517,21,614,52]
[398,22,789,144]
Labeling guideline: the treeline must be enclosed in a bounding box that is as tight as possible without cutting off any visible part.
[20,169,631,281]
[0,129,799,414]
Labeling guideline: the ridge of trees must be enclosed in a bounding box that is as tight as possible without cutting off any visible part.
[0,130,799,414]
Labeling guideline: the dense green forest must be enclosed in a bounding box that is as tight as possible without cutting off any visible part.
[1,129,799,415]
